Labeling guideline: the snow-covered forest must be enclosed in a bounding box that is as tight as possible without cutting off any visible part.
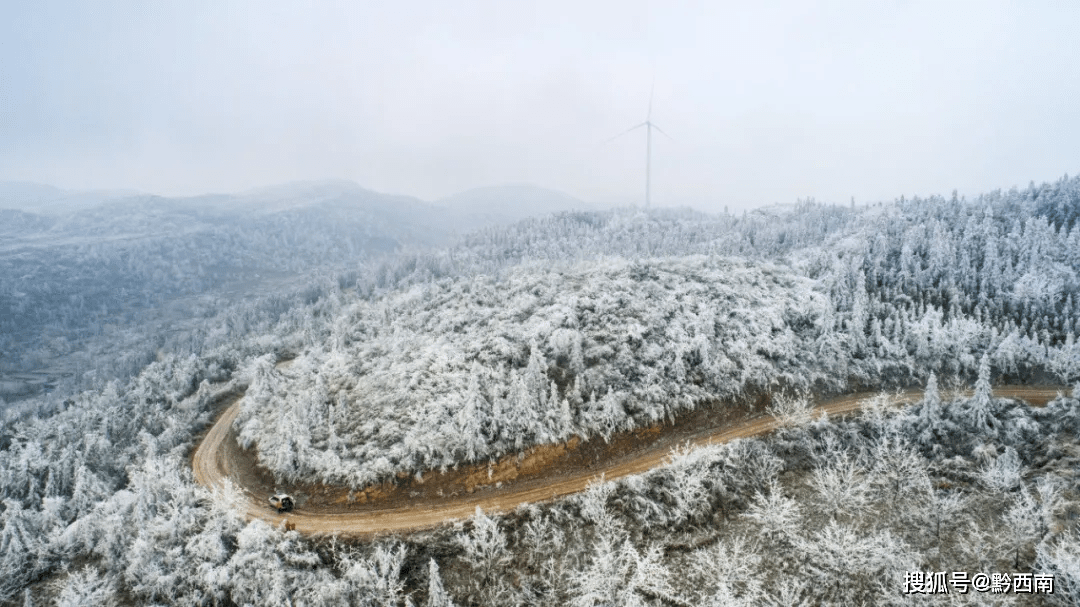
[237,178,1080,489]
[2,175,1080,605]
[0,181,586,402]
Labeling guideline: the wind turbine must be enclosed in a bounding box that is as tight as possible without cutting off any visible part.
[604,86,673,207]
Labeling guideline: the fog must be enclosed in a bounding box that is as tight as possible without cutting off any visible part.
[3,1,1079,211]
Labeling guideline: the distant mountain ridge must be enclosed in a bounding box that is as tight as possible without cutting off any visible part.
[0,181,140,214]
[0,180,612,251]
[0,179,599,229]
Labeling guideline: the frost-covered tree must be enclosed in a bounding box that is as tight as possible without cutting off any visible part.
[55,567,115,607]
[915,371,947,445]
[794,521,915,603]
[571,538,674,607]
[966,353,997,434]
[980,446,1025,494]
[689,536,763,604]
[1036,529,1080,605]
[743,480,802,541]
[766,390,814,427]
[426,559,457,607]
[869,435,931,508]
[808,455,871,522]
[457,509,513,605]
[924,490,967,550]
[1001,488,1041,568]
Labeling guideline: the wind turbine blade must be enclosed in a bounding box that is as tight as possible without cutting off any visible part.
[647,82,654,120]
[651,123,675,141]
[601,122,647,144]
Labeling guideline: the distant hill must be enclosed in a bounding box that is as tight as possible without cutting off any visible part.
[0,209,55,235]
[435,184,598,229]
[0,181,139,213]
[0,181,66,205]
[231,179,457,245]
[233,179,419,213]
[2,180,601,232]
[0,180,461,400]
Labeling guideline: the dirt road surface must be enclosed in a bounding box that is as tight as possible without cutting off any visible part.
[191,385,1068,537]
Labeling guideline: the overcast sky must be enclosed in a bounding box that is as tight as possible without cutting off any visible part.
[2,1,1079,211]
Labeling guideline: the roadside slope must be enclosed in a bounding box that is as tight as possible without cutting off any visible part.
[192,385,1067,537]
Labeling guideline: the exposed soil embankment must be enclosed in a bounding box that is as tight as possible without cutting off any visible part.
[191,385,1068,537]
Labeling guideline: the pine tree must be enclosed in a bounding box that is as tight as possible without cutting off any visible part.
[559,398,574,438]
[967,353,996,435]
[923,371,941,407]
[457,371,488,461]
[426,559,457,607]
[916,372,949,446]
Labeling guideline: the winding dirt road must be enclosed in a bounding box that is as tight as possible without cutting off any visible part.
[192,385,1068,537]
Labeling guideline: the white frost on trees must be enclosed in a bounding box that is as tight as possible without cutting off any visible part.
[426,559,457,607]
[457,508,513,605]
[980,446,1024,493]
[809,455,871,522]
[966,353,996,434]
[743,480,802,540]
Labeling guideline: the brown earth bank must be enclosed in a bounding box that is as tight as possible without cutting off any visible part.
[191,384,1069,538]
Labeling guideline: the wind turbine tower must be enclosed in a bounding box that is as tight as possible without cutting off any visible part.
[604,86,673,207]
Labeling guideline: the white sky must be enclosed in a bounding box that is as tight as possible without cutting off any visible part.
[2,1,1079,211]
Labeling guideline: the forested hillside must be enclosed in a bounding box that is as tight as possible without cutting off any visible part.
[1,175,1080,605]
[235,257,827,487]
[0,181,591,402]
[0,182,441,400]
[235,177,1080,489]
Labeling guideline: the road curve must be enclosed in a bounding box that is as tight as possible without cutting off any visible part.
[191,385,1068,537]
